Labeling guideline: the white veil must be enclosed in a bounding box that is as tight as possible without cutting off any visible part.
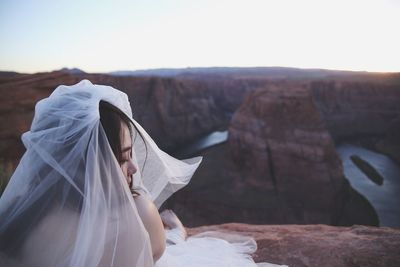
[0,80,202,267]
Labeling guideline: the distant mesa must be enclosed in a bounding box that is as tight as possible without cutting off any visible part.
[350,155,384,185]
[109,66,400,79]
[0,71,20,77]
[109,66,363,78]
[59,67,86,74]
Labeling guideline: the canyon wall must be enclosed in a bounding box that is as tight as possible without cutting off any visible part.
[167,80,400,226]
[0,72,249,169]
[0,72,78,169]
[311,81,400,140]
[1,71,399,227]
[228,83,345,224]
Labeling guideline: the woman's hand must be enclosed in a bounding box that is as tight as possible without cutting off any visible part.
[159,209,183,229]
[160,209,187,242]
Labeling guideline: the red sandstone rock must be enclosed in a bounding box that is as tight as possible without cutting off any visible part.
[0,72,230,168]
[1,71,399,227]
[311,81,400,140]
[165,80,398,226]
[376,117,400,164]
[228,83,345,224]
[188,223,400,267]
[0,72,79,168]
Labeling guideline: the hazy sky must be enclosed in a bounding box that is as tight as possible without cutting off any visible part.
[1,0,399,73]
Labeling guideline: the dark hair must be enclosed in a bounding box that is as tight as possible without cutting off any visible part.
[99,101,147,196]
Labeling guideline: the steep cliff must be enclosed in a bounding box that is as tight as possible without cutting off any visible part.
[228,83,346,224]
[311,81,400,140]
[165,82,379,226]
[0,72,239,168]
[163,80,400,226]
[1,71,399,226]
[376,117,400,164]
[0,72,78,168]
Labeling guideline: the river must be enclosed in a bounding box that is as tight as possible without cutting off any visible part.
[336,144,400,227]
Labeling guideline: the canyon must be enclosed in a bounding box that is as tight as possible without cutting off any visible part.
[1,68,399,266]
[166,79,400,227]
[1,69,399,226]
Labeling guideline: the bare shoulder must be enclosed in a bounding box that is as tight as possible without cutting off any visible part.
[134,194,159,222]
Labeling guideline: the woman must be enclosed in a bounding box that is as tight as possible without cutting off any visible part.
[0,80,286,267]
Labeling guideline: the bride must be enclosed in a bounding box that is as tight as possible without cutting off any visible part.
[0,80,286,267]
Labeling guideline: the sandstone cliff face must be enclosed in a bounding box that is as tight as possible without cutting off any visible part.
[81,75,226,151]
[0,72,79,169]
[376,117,400,164]
[1,71,399,227]
[311,81,400,140]
[166,81,400,227]
[228,83,345,224]
[188,223,400,267]
[94,76,276,151]
[0,72,239,169]
[165,82,380,227]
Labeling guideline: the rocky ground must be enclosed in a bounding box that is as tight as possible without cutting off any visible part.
[188,223,400,267]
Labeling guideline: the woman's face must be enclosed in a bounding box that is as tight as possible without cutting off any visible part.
[119,122,138,186]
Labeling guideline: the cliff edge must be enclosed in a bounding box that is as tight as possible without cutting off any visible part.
[188,223,400,267]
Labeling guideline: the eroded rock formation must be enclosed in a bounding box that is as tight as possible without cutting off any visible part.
[376,117,400,164]
[0,72,78,169]
[165,80,399,227]
[311,81,400,140]
[0,72,240,168]
[1,70,399,227]
[228,83,346,224]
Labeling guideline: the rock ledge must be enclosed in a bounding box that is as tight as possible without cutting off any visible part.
[188,223,400,267]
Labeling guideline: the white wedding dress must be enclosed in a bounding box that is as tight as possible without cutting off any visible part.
[156,229,287,267]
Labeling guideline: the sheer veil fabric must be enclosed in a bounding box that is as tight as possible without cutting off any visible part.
[0,80,201,267]
[0,80,287,267]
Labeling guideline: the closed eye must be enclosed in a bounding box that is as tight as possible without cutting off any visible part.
[119,159,129,164]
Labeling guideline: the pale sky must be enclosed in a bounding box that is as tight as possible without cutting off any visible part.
[1,0,399,73]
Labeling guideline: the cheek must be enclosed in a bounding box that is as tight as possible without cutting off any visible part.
[120,164,128,176]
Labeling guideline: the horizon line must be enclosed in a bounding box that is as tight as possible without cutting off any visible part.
[1,65,400,75]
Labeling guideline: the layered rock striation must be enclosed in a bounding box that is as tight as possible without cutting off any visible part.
[376,117,400,164]
[228,83,346,224]
[166,80,400,226]
[0,72,78,168]
[1,71,399,226]
[311,81,400,140]
[0,72,247,168]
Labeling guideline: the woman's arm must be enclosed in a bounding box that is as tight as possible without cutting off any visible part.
[134,194,166,262]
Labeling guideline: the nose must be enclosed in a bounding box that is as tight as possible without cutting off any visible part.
[127,159,138,176]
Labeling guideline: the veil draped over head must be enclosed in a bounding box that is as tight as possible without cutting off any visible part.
[0,80,202,267]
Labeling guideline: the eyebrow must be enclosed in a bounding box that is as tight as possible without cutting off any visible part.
[122,146,132,152]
